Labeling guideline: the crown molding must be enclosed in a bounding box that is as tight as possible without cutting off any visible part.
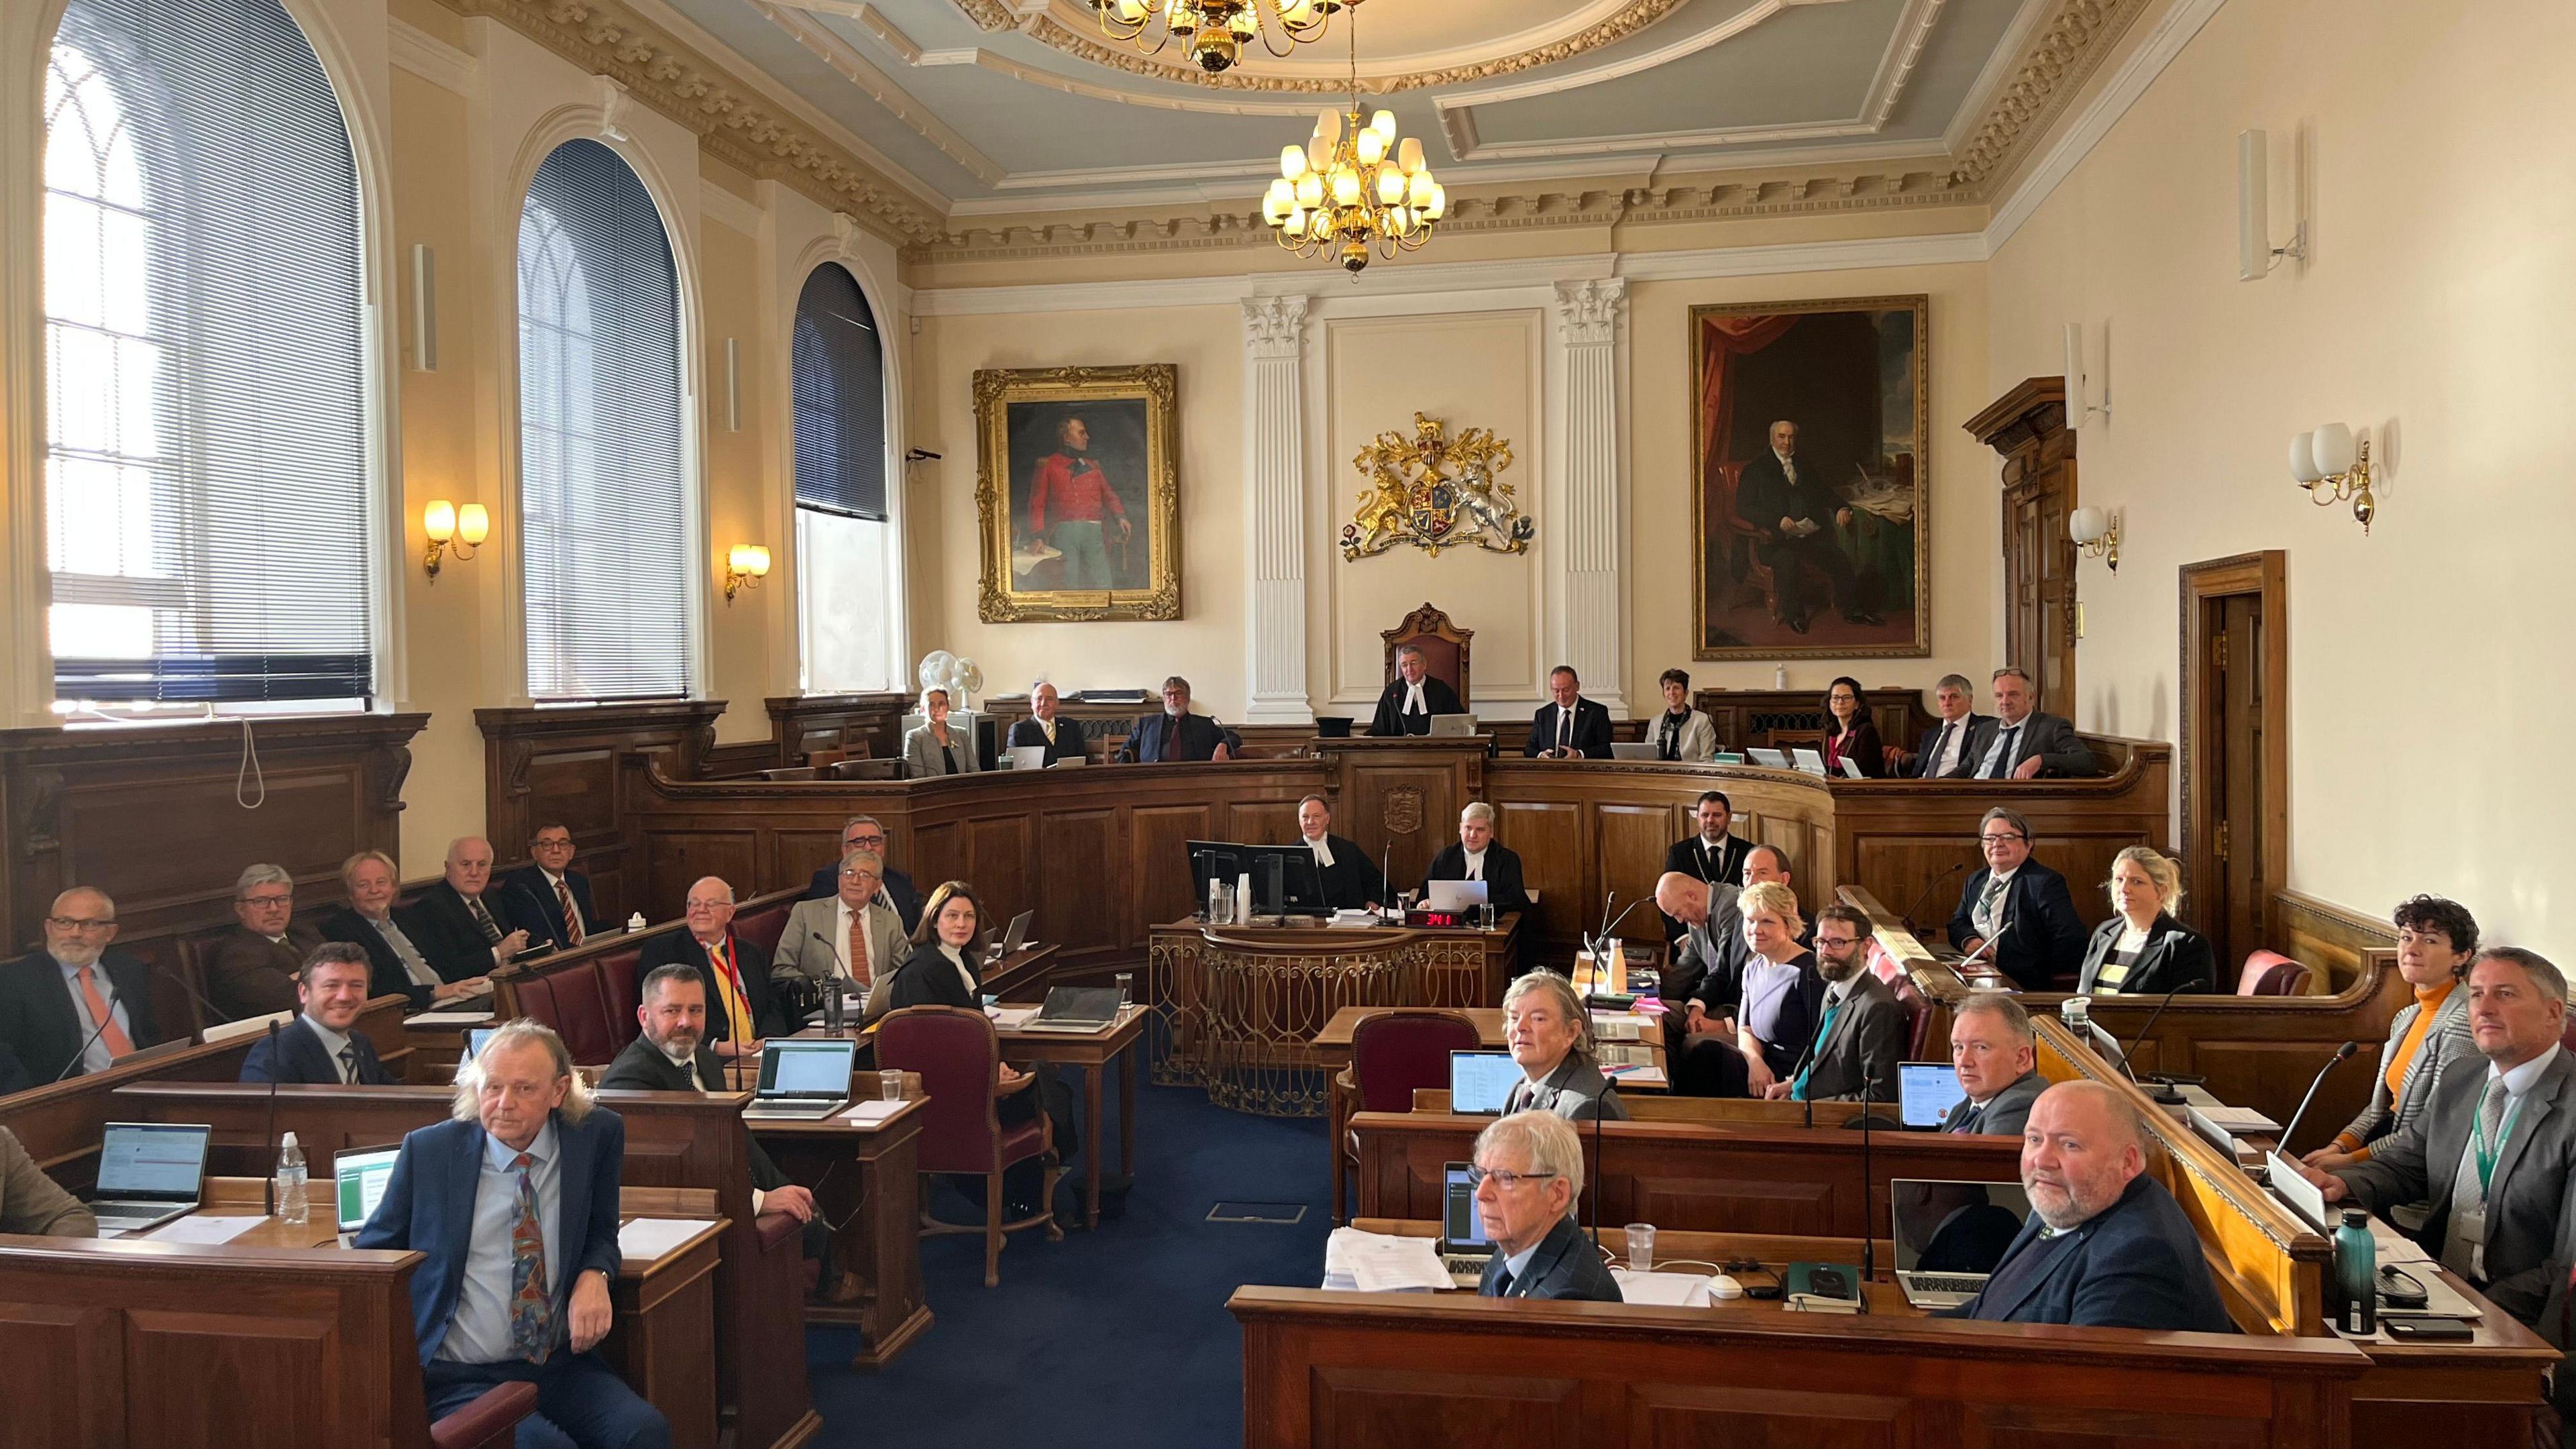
[436,0,948,245]
[749,1,1006,184]
[388,17,481,96]
[1983,0,2227,250]
[1947,0,2152,188]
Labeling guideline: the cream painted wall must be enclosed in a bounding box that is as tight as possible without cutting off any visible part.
[1988,0,2576,941]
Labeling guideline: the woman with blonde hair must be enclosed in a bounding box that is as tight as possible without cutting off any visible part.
[2076,847,2215,996]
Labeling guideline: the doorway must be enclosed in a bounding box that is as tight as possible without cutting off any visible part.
[2180,551,2288,973]
[1965,378,2078,718]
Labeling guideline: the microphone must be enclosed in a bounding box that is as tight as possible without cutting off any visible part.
[1378,838,1395,922]
[1895,862,1968,938]
[2113,983,2193,1104]
[153,958,240,1027]
[52,1010,119,1083]
[2277,1041,2361,1150]
[1860,1087,1877,1293]
[260,1018,284,1216]
[1954,915,2012,981]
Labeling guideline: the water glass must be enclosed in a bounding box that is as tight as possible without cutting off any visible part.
[1114,971,1134,1006]
[878,1070,905,1102]
[1624,1222,1656,1272]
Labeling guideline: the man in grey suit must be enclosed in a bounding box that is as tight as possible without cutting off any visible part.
[1967,667,2095,780]
[1941,991,2047,1136]
[2304,947,2576,1330]
[1471,1110,1622,1303]
[1770,904,1904,1103]
[771,851,907,1026]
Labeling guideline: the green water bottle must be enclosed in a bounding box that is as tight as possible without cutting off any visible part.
[2334,1208,2376,1335]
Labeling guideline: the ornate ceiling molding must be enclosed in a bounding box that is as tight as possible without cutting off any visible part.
[1948,0,2147,186]
[437,0,947,244]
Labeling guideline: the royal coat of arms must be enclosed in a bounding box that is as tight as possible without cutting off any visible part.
[1341,413,1534,561]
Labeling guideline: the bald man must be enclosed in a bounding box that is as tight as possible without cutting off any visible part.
[0,886,162,1084]
[409,836,536,982]
[1946,1081,2232,1331]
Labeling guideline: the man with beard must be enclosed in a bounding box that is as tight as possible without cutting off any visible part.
[1026,415,1128,590]
[1947,1080,2232,1330]
[1767,902,1903,1103]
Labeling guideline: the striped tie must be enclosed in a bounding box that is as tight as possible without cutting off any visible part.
[555,879,584,947]
[505,1151,552,1363]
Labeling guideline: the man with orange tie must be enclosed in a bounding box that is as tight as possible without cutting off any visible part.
[0,886,162,1085]
[501,822,598,953]
[638,877,775,1059]
[771,851,906,1026]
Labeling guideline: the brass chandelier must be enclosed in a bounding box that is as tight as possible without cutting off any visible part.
[1260,19,1443,273]
[1091,0,1359,74]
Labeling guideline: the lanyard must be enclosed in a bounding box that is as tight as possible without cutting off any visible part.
[2473,1083,2524,1195]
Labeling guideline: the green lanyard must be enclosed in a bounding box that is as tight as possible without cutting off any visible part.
[2472,1083,2525,1195]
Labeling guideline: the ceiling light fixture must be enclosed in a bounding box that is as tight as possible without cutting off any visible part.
[1092,0,1352,74]
[1260,15,1440,274]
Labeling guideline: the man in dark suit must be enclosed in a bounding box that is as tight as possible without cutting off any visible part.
[1471,1110,1622,1302]
[203,863,326,1020]
[1423,802,1529,916]
[1941,991,2047,1136]
[1731,419,1876,633]
[1524,665,1612,759]
[1005,681,1090,765]
[501,822,599,953]
[1292,796,1383,912]
[1119,676,1238,763]
[1911,673,1991,779]
[1771,904,1904,1103]
[1663,844,1799,1014]
[1949,1081,2232,1331]
[239,945,395,1085]
[411,837,535,984]
[1966,667,2096,779]
[637,877,777,1057]
[801,815,924,934]
[355,1021,669,1448]
[1948,808,2088,991]
[0,886,161,1085]
[1367,643,1464,737]
[321,849,476,1013]
[1660,790,1751,943]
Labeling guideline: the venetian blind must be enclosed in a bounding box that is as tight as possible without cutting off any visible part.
[790,262,888,521]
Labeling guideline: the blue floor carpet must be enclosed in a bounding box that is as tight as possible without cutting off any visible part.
[806,1074,1329,1448]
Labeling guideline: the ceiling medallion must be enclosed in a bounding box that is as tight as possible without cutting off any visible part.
[1261,16,1442,272]
[1089,0,1355,74]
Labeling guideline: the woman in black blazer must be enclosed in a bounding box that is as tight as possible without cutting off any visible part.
[2076,847,2216,997]
[1820,676,1886,779]
[885,879,991,1010]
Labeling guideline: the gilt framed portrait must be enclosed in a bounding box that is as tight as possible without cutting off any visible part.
[973,364,1181,622]
[1688,296,1929,659]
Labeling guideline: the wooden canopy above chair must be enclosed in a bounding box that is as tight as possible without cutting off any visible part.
[1381,602,1472,708]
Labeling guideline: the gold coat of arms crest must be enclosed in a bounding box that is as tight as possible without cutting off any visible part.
[1342,413,1534,561]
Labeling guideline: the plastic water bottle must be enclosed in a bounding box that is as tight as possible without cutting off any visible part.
[274,1131,309,1226]
[2334,1208,2376,1334]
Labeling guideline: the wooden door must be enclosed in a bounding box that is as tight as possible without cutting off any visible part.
[2182,552,2289,975]
[1965,378,2078,718]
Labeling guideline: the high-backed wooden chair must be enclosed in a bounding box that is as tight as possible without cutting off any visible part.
[1381,602,1473,708]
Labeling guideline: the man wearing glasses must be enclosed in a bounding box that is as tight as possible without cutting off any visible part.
[1947,808,2087,991]
[1470,1110,1623,1301]
[801,815,924,933]
[205,862,325,1019]
[0,887,162,1085]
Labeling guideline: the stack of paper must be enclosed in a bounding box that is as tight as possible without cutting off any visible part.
[1611,1269,1715,1307]
[149,1215,267,1246]
[618,1218,717,1260]
[1322,1228,1450,1293]
[987,1006,1041,1029]
[839,1099,905,1124]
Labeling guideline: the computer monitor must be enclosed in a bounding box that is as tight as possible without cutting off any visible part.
[1186,840,1248,911]
[1237,843,1329,916]
[1448,1051,1519,1115]
[466,1026,497,1059]
[1889,1179,2029,1275]
[1897,1062,1971,1129]
[334,1146,401,1234]
[1440,1161,1491,1252]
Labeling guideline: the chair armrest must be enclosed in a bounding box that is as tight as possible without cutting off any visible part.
[429,1381,539,1449]
[755,1208,804,1253]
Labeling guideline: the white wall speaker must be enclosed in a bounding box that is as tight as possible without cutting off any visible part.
[725,337,741,433]
[409,243,437,371]
[2237,130,2269,281]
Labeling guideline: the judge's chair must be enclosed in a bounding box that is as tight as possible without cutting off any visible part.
[1381,601,1473,708]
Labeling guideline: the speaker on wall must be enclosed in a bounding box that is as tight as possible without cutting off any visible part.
[409,243,437,372]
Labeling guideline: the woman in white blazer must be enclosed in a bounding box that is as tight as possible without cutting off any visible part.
[902,688,981,778]
[1646,668,1718,763]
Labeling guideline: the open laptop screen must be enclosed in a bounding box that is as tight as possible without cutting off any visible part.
[1889,1179,2030,1274]
[759,1040,856,1096]
[1449,1051,1519,1116]
[1897,1063,1971,1129]
[1442,1163,1490,1250]
[97,1122,211,1200]
[335,1146,401,1232]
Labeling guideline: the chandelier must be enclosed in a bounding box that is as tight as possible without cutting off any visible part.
[1091,0,1358,75]
[1260,21,1443,273]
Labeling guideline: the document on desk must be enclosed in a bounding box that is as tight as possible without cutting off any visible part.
[407,1008,495,1025]
[619,1217,717,1261]
[988,1006,1041,1030]
[148,1215,268,1246]
[1611,1269,1715,1307]
[839,1099,906,1124]
[1323,1228,1450,1293]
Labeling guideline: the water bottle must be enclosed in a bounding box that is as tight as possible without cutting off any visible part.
[2334,1208,2376,1334]
[274,1130,309,1226]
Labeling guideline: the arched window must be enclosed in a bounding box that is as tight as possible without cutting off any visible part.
[515,139,688,701]
[43,0,370,705]
[791,262,896,692]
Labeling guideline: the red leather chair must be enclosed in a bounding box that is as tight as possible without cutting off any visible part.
[2238,950,2311,997]
[733,901,794,965]
[430,1382,538,1449]
[876,1005,1060,1287]
[1332,1009,1479,1223]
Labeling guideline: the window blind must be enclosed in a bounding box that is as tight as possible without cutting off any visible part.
[790,262,888,521]
[516,139,690,702]
[43,0,372,704]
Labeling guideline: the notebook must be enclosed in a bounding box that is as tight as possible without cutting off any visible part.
[1448,1051,1519,1116]
[89,1122,213,1236]
[1890,1178,2031,1310]
[739,1038,857,1120]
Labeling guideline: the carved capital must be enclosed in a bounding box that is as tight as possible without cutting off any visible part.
[17,769,62,859]
[593,74,632,142]
[1242,294,1310,361]
[1552,277,1627,347]
[370,745,414,816]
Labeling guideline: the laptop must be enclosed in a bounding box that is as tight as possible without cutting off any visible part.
[1839,757,1866,780]
[1018,985,1124,1032]
[1897,1063,1971,1130]
[1746,747,1791,768]
[1426,714,1478,737]
[1008,745,1049,771]
[1790,747,1829,776]
[89,1122,213,1236]
[1424,879,1489,914]
[1607,742,1660,761]
[983,909,1034,963]
[1448,1051,1519,1116]
[1438,1161,1495,1286]
[1890,1178,2032,1310]
[333,1145,401,1244]
[739,1038,857,1120]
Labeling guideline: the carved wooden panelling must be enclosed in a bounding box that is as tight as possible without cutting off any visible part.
[641,831,760,918]
[0,1301,116,1449]
[125,1307,337,1441]
[1127,805,1217,940]
[1037,810,1120,951]
[1627,1383,1915,1449]
[1311,1366,1582,1449]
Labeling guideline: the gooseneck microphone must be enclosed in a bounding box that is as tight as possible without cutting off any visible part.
[260,1018,284,1215]
[52,1010,119,1084]
[154,958,241,1027]
[1895,861,1968,938]
[2114,982,2194,1104]
[2277,1041,2361,1150]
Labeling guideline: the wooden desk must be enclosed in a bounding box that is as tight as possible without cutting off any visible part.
[751,1096,931,1369]
[1000,1004,1147,1229]
[1353,1216,1907,1307]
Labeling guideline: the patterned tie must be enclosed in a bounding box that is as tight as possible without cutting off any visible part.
[74,965,134,1060]
[1792,996,1843,1099]
[846,909,872,987]
[2475,1081,2508,1207]
[708,937,752,1041]
[1950,1100,1980,1134]
[506,1151,552,1363]
[554,879,584,947]
[338,1045,358,1084]
[467,894,503,945]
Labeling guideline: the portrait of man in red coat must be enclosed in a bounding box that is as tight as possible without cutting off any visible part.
[1023,415,1131,590]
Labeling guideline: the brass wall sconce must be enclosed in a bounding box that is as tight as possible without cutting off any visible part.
[723,543,771,604]
[422,500,488,582]
[2289,423,2375,533]
[2069,506,2120,571]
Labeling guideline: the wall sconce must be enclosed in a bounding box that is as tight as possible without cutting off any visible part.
[723,543,771,604]
[2289,423,2375,533]
[2062,322,2110,429]
[2068,506,2121,571]
[422,500,488,582]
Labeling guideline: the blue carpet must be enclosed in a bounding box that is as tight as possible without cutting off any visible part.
[806,1075,1329,1448]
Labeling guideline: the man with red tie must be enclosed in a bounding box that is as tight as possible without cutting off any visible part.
[1026,416,1129,590]
[502,822,598,953]
[0,886,162,1085]
[637,877,775,1059]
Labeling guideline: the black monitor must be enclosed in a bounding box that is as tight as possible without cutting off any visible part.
[1185,839,1328,918]
[1187,841,1248,914]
